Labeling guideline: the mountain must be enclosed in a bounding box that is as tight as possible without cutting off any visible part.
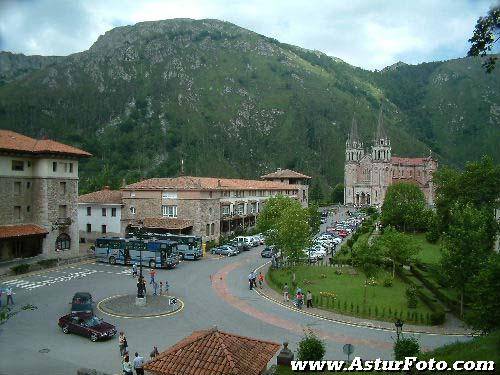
[0,19,498,195]
[0,51,63,84]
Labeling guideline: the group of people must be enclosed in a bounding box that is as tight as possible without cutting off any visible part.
[119,331,160,375]
[247,271,264,290]
[132,264,169,297]
[282,283,313,309]
[0,286,14,307]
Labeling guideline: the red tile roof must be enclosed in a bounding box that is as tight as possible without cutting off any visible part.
[0,130,91,157]
[261,168,311,179]
[123,176,298,191]
[141,217,193,230]
[144,327,280,375]
[0,224,48,239]
[79,188,122,204]
[391,156,431,166]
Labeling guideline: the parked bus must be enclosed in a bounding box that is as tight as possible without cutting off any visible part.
[94,237,179,269]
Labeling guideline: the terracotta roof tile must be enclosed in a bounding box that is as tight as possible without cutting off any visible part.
[261,168,311,179]
[144,328,280,375]
[123,176,299,191]
[79,188,122,204]
[0,224,48,239]
[140,217,193,230]
[391,156,431,166]
[0,130,91,157]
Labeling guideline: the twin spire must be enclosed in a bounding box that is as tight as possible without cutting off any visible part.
[347,106,388,148]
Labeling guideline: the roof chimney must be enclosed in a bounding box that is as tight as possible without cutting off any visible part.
[103,185,110,190]
[217,179,221,187]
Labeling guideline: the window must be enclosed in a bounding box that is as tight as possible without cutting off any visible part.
[12,160,24,171]
[206,224,210,236]
[87,206,91,216]
[211,223,215,235]
[102,225,107,234]
[69,163,73,173]
[26,181,31,189]
[14,206,21,219]
[55,233,71,251]
[130,206,136,215]
[162,191,177,199]
[209,191,213,198]
[102,208,107,217]
[86,224,92,233]
[27,161,32,167]
[111,207,117,217]
[59,205,67,218]
[222,205,230,215]
[27,206,30,213]
[222,191,230,197]
[14,181,22,194]
[52,162,57,172]
[209,207,213,216]
[162,205,177,218]
[60,181,67,194]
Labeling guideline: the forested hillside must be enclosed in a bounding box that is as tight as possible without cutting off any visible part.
[0,19,498,194]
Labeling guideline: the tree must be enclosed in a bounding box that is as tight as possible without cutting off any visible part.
[331,183,344,204]
[381,182,428,231]
[468,6,500,73]
[393,336,420,361]
[376,226,421,278]
[297,329,326,361]
[309,180,324,204]
[352,237,384,305]
[307,204,321,236]
[441,203,494,317]
[466,253,500,333]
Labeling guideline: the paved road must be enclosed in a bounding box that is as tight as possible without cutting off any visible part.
[0,223,470,374]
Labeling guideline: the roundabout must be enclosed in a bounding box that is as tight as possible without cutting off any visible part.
[97,294,184,319]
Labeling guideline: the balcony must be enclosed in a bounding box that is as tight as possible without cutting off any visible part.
[54,217,72,226]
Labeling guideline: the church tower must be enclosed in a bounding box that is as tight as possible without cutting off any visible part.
[344,115,364,204]
[372,107,391,162]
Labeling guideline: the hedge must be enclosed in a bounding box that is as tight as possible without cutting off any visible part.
[11,263,31,275]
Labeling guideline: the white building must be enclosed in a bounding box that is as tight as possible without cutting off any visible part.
[78,187,122,242]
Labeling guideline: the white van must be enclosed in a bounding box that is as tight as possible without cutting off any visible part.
[235,236,256,247]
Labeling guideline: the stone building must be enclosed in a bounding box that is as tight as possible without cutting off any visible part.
[344,111,437,207]
[0,130,91,261]
[120,171,308,242]
[261,168,310,207]
[78,187,123,242]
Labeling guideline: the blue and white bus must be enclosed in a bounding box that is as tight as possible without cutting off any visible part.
[94,237,179,269]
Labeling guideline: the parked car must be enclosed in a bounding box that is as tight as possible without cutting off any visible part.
[71,292,94,314]
[211,246,238,256]
[58,313,116,342]
[228,240,249,252]
[235,236,256,247]
[261,246,277,258]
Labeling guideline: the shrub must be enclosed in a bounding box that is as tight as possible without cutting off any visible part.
[430,309,446,325]
[11,264,30,275]
[406,286,418,308]
[297,330,326,361]
[393,336,420,361]
[383,277,393,287]
[37,259,58,268]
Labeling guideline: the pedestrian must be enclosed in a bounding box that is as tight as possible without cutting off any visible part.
[306,290,313,308]
[6,286,14,305]
[133,352,145,375]
[132,263,137,278]
[119,332,127,356]
[153,281,158,296]
[283,283,289,302]
[122,354,133,375]
[149,268,156,284]
[150,346,159,359]
[251,271,257,288]
[296,291,303,309]
[164,280,169,295]
[248,272,253,290]
[159,281,163,296]
[258,272,264,289]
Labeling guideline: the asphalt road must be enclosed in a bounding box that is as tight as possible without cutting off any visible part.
[0,209,471,375]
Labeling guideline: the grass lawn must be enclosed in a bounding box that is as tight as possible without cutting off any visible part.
[268,265,433,324]
[409,233,441,265]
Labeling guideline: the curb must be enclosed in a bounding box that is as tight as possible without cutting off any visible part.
[97,294,184,319]
[252,262,472,337]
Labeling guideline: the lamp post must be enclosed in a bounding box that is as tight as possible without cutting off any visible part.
[395,319,404,341]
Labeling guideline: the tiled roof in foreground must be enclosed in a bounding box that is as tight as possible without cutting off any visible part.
[79,188,122,204]
[144,327,280,375]
[0,224,48,239]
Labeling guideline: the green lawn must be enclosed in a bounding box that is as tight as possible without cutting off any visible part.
[268,265,433,324]
[409,233,442,265]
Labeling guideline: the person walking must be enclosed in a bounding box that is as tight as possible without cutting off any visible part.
[306,290,313,308]
[132,263,137,278]
[164,280,169,295]
[119,332,128,356]
[258,272,264,289]
[159,281,163,296]
[6,287,14,305]
[248,272,253,290]
[251,271,257,288]
[296,291,303,309]
[153,281,158,296]
[122,354,133,375]
[133,352,145,375]
[149,268,156,285]
[283,283,289,302]
[150,346,159,359]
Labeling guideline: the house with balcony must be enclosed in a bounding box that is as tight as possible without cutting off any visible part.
[0,130,91,262]
[120,173,307,242]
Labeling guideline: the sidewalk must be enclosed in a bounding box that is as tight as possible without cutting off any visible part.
[254,262,472,336]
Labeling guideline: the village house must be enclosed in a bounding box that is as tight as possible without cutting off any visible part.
[0,130,91,262]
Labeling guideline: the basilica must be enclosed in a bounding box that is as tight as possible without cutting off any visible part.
[344,110,437,207]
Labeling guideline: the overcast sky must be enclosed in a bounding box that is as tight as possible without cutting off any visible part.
[0,0,497,70]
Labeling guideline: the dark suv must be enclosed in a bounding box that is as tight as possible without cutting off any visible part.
[71,292,94,314]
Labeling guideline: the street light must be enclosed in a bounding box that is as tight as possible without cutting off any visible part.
[395,319,404,341]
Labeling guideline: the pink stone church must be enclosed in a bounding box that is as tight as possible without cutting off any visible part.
[344,110,437,207]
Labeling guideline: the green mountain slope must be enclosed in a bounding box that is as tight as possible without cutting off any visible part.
[0,19,498,194]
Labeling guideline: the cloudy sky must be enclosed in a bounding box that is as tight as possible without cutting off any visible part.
[0,0,497,70]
